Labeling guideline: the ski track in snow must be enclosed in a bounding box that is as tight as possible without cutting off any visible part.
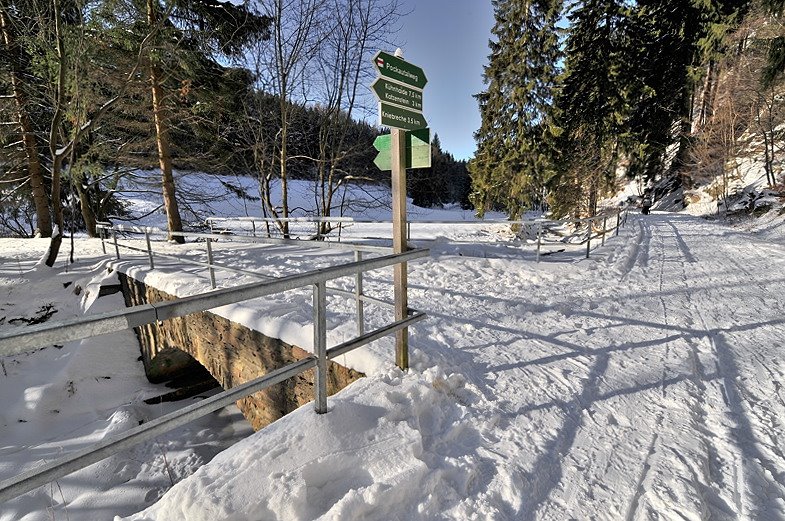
[409,212,785,520]
[5,211,785,520]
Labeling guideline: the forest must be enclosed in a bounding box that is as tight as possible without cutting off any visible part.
[6,0,785,265]
[0,0,471,264]
[472,0,785,219]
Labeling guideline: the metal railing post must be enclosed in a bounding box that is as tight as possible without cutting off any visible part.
[602,217,607,246]
[586,226,591,259]
[113,231,120,260]
[407,222,411,242]
[206,238,216,289]
[313,281,328,414]
[616,211,621,236]
[100,227,106,254]
[145,231,155,269]
[536,224,542,263]
[354,251,365,336]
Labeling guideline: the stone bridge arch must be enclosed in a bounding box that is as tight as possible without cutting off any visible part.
[118,273,362,430]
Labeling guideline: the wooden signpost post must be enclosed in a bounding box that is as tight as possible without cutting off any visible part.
[371,49,429,371]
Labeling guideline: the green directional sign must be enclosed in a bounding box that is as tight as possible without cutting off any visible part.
[373,51,427,90]
[372,77,423,112]
[373,128,431,171]
[380,102,427,131]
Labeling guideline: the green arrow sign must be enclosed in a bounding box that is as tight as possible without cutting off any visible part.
[373,51,427,90]
[373,128,431,170]
[380,102,427,131]
[372,77,423,112]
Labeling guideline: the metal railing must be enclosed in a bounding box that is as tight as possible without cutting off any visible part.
[203,210,629,262]
[0,245,428,503]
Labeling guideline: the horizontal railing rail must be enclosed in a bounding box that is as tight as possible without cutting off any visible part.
[203,209,629,262]
[0,248,428,357]
[0,247,429,504]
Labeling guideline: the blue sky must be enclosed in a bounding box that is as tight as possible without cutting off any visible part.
[389,1,495,161]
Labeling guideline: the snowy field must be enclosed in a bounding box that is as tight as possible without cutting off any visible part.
[3,174,785,519]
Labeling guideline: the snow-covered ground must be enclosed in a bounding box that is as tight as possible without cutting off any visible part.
[0,240,255,520]
[4,167,785,519]
[5,207,785,519]
[109,211,785,520]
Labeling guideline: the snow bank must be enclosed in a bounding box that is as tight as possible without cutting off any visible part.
[120,367,494,521]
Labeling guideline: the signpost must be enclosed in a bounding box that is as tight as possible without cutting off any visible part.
[371,49,429,371]
[379,103,427,131]
[372,78,423,111]
[373,129,431,171]
[373,51,427,89]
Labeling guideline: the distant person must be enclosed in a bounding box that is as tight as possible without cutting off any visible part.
[641,196,652,215]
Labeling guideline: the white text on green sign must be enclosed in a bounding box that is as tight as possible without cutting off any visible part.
[372,77,423,112]
[373,51,427,90]
[380,102,427,131]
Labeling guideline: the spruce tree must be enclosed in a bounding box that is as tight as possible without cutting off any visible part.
[469,0,563,219]
[552,0,626,216]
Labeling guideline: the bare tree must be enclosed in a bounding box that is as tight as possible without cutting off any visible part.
[246,0,400,238]
[311,0,401,236]
[248,0,326,237]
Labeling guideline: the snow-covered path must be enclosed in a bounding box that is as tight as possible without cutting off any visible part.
[416,212,785,519]
[422,212,785,519]
[121,212,785,520]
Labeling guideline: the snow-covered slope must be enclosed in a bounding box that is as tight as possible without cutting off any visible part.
[115,172,499,230]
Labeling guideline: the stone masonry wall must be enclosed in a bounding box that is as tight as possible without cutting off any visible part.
[118,273,363,431]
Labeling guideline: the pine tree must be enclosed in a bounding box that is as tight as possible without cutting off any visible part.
[469,0,563,219]
[126,0,270,242]
[551,0,626,216]
[551,0,748,216]
[621,0,702,181]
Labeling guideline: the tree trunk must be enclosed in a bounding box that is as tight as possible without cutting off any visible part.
[1,9,52,238]
[279,101,290,238]
[698,60,717,129]
[147,0,184,244]
[76,179,97,236]
[45,156,64,266]
[670,96,694,177]
[44,0,67,267]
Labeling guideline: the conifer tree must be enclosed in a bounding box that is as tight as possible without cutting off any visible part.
[551,0,626,216]
[551,0,747,216]
[469,0,562,219]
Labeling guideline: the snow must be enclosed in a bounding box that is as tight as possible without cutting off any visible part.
[5,173,785,519]
[113,211,785,520]
[114,172,502,231]
[0,240,253,520]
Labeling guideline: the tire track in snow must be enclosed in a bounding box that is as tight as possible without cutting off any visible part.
[625,220,701,519]
[649,216,785,518]
[623,429,660,521]
[663,217,747,518]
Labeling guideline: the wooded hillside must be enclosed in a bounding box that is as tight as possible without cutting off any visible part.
[471,0,785,219]
[0,0,471,258]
